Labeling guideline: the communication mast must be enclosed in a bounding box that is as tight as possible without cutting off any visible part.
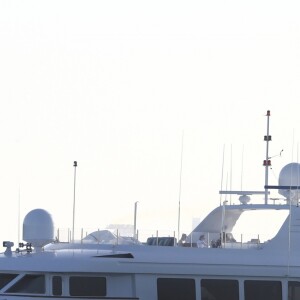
[263,110,271,204]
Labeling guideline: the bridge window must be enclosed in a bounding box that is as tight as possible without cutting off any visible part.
[69,276,106,296]
[289,281,300,300]
[52,276,62,296]
[244,280,282,300]
[6,274,45,294]
[157,278,196,300]
[201,279,239,300]
[0,273,18,289]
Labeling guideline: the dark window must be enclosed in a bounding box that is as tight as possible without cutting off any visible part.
[244,280,282,300]
[0,274,18,289]
[6,274,45,294]
[289,281,300,300]
[52,276,62,296]
[201,279,239,300]
[157,278,196,300]
[69,276,106,296]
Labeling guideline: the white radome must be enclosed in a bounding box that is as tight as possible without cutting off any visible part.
[278,163,300,203]
[23,209,54,249]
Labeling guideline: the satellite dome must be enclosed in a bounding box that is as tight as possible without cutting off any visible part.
[239,195,250,204]
[23,209,54,249]
[278,163,300,204]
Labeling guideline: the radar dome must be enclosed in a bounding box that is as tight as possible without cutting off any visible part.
[239,195,250,204]
[278,163,300,204]
[23,209,54,249]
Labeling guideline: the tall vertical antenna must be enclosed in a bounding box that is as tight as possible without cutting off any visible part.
[220,145,225,206]
[240,145,244,191]
[72,161,78,242]
[263,110,271,204]
[18,187,20,245]
[133,201,139,239]
[177,131,184,240]
[230,144,233,205]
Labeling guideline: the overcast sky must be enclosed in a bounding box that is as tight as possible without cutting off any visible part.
[0,0,300,244]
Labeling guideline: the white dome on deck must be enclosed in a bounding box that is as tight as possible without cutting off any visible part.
[278,163,300,204]
[23,209,54,249]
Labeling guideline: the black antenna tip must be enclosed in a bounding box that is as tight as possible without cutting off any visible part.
[73,161,77,167]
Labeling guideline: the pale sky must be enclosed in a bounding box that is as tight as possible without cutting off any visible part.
[0,1,300,245]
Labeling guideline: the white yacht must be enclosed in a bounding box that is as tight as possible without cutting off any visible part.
[0,111,300,300]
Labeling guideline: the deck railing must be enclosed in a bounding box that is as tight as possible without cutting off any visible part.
[54,228,269,249]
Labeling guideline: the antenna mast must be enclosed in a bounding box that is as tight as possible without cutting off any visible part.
[219,145,225,206]
[18,187,20,245]
[263,110,271,204]
[72,161,78,242]
[177,131,184,240]
[133,201,138,239]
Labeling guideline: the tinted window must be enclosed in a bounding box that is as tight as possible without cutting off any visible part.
[244,280,282,300]
[0,274,18,289]
[157,278,196,300]
[69,276,106,296]
[6,274,45,294]
[289,281,300,300]
[52,276,62,296]
[201,279,239,300]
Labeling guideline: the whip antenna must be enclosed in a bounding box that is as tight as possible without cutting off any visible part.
[177,131,184,240]
[72,161,78,242]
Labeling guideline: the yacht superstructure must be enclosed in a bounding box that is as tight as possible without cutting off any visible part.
[0,111,300,300]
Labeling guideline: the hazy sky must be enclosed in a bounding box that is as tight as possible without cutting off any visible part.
[0,1,300,244]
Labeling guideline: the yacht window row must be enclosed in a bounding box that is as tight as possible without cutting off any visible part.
[157,278,299,300]
[0,273,106,297]
[0,273,299,299]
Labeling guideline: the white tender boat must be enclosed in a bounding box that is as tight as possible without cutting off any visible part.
[1,111,300,300]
